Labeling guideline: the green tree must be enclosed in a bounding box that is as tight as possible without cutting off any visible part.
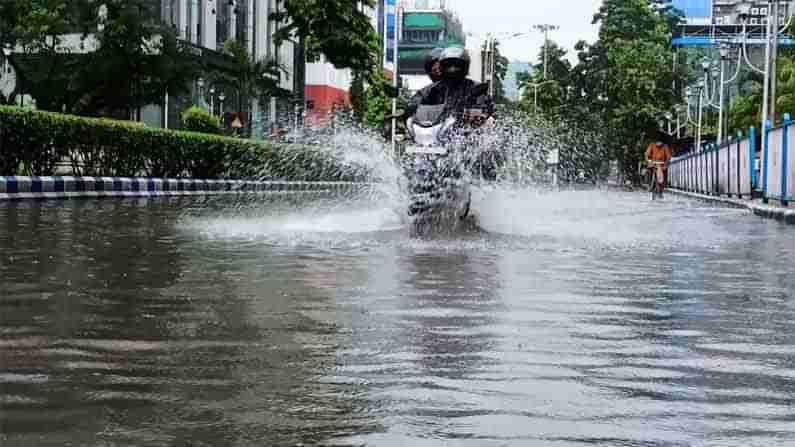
[349,69,367,121]
[571,0,687,180]
[482,40,510,103]
[182,105,222,134]
[520,40,571,117]
[776,56,795,120]
[75,0,199,119]
[271,0,380,73]
[364,72,393,128]
[2,0,199,117]
[728,94,760,136]
[220,39,288,112]
[0,0,87,111]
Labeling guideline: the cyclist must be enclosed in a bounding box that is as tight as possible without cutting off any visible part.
[645,139,673,189]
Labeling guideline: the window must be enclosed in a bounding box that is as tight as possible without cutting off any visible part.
[750,18,759,24]
[751,8,759,15]
[217,1,230,47]
[760,8,768,16]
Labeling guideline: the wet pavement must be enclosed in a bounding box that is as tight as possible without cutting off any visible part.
[1,189,794,446]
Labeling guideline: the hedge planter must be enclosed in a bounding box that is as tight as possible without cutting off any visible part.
[0,106,370,181]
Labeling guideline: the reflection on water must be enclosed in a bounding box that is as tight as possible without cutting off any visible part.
[1,192,795,446]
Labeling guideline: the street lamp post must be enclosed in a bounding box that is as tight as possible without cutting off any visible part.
[390,3,403,158]
[717,45,730,143]
[1,44,10,74]
[468,31,529,98]
[696,81,705,153]
[533,24,559,80]
[219,93,225,118]
[769,0,782,120]
[210,87,216,115]
[529,79,558,115]
[197,77,205,109]
[761,3,774,129]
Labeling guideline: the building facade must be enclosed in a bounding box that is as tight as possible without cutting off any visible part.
[152,0,300,136]
[670,0,792,25]
[398,1,465,77]
[303,2,382,128]
[4,0,301,136]
[712,0,790,25]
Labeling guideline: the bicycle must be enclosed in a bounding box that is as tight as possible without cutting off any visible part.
[648,160,665,200]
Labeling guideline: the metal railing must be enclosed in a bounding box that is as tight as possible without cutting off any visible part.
[669,113,795,206]
[669,127,757,199]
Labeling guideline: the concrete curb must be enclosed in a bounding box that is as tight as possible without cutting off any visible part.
[0,176,371,201]
[666,188,795,225]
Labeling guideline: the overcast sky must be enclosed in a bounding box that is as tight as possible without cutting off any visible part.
[450,0,604,64]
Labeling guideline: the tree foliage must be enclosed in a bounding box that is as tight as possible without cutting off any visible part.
[2,0,200,118]
[76,0,200,118]
[572,0,686,178]
[182,105,222,135]
[0,0,87,111]
[513,0,689,181]
[271,0,380,73]
[482,40,510,103]
[519,40,571,117]
[220,39,289,111]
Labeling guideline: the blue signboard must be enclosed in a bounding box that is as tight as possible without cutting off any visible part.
[670,0,713,19]
[386,0,396,64]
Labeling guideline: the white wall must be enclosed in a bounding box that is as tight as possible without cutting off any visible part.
[201,0,216,50]
[306,56,352,91]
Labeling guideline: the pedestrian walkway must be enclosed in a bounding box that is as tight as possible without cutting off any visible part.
[667,188,795,224]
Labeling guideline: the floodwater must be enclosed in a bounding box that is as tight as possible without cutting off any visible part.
[1,188,794,446]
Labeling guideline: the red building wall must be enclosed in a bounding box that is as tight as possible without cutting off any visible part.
[304,85,350,128]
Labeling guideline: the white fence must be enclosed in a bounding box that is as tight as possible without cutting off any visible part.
[761,119,795,204]
[669,127,756,199]
[670,115,795,205]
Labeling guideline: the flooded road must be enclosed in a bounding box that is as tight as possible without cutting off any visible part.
[1,189,794,446]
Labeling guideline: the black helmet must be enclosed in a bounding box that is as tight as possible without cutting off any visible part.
[424,47,444,75]
[439,47,470,80]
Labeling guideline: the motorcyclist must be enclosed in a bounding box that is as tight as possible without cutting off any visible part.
[420,47,495,122]
[404,47,444,118]
[414,47,499,179]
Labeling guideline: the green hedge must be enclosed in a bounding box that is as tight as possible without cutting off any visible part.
[0,106,368,181]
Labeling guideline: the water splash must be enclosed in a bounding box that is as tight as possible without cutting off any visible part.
[190,109,651,246]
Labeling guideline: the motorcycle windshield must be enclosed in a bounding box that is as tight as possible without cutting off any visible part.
[414,104,446,127]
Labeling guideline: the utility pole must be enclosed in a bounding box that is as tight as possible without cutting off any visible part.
[762,1,773,131]
[489,37,495,97]
[717,46,729,144]
[533,24,558,79]
[391,4,402,158]
[769,0,781,121]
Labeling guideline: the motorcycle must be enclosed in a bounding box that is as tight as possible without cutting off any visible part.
[404,102,472,225]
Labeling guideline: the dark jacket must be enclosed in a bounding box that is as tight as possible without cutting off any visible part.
[406,79,495,119]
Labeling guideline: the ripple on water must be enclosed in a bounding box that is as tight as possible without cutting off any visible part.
[2,187,795,446]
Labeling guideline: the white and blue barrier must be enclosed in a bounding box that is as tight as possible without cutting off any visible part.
[0,176,368,201]
[761,115,795,205]
[669,128,756,199]
[670,114,795,207]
